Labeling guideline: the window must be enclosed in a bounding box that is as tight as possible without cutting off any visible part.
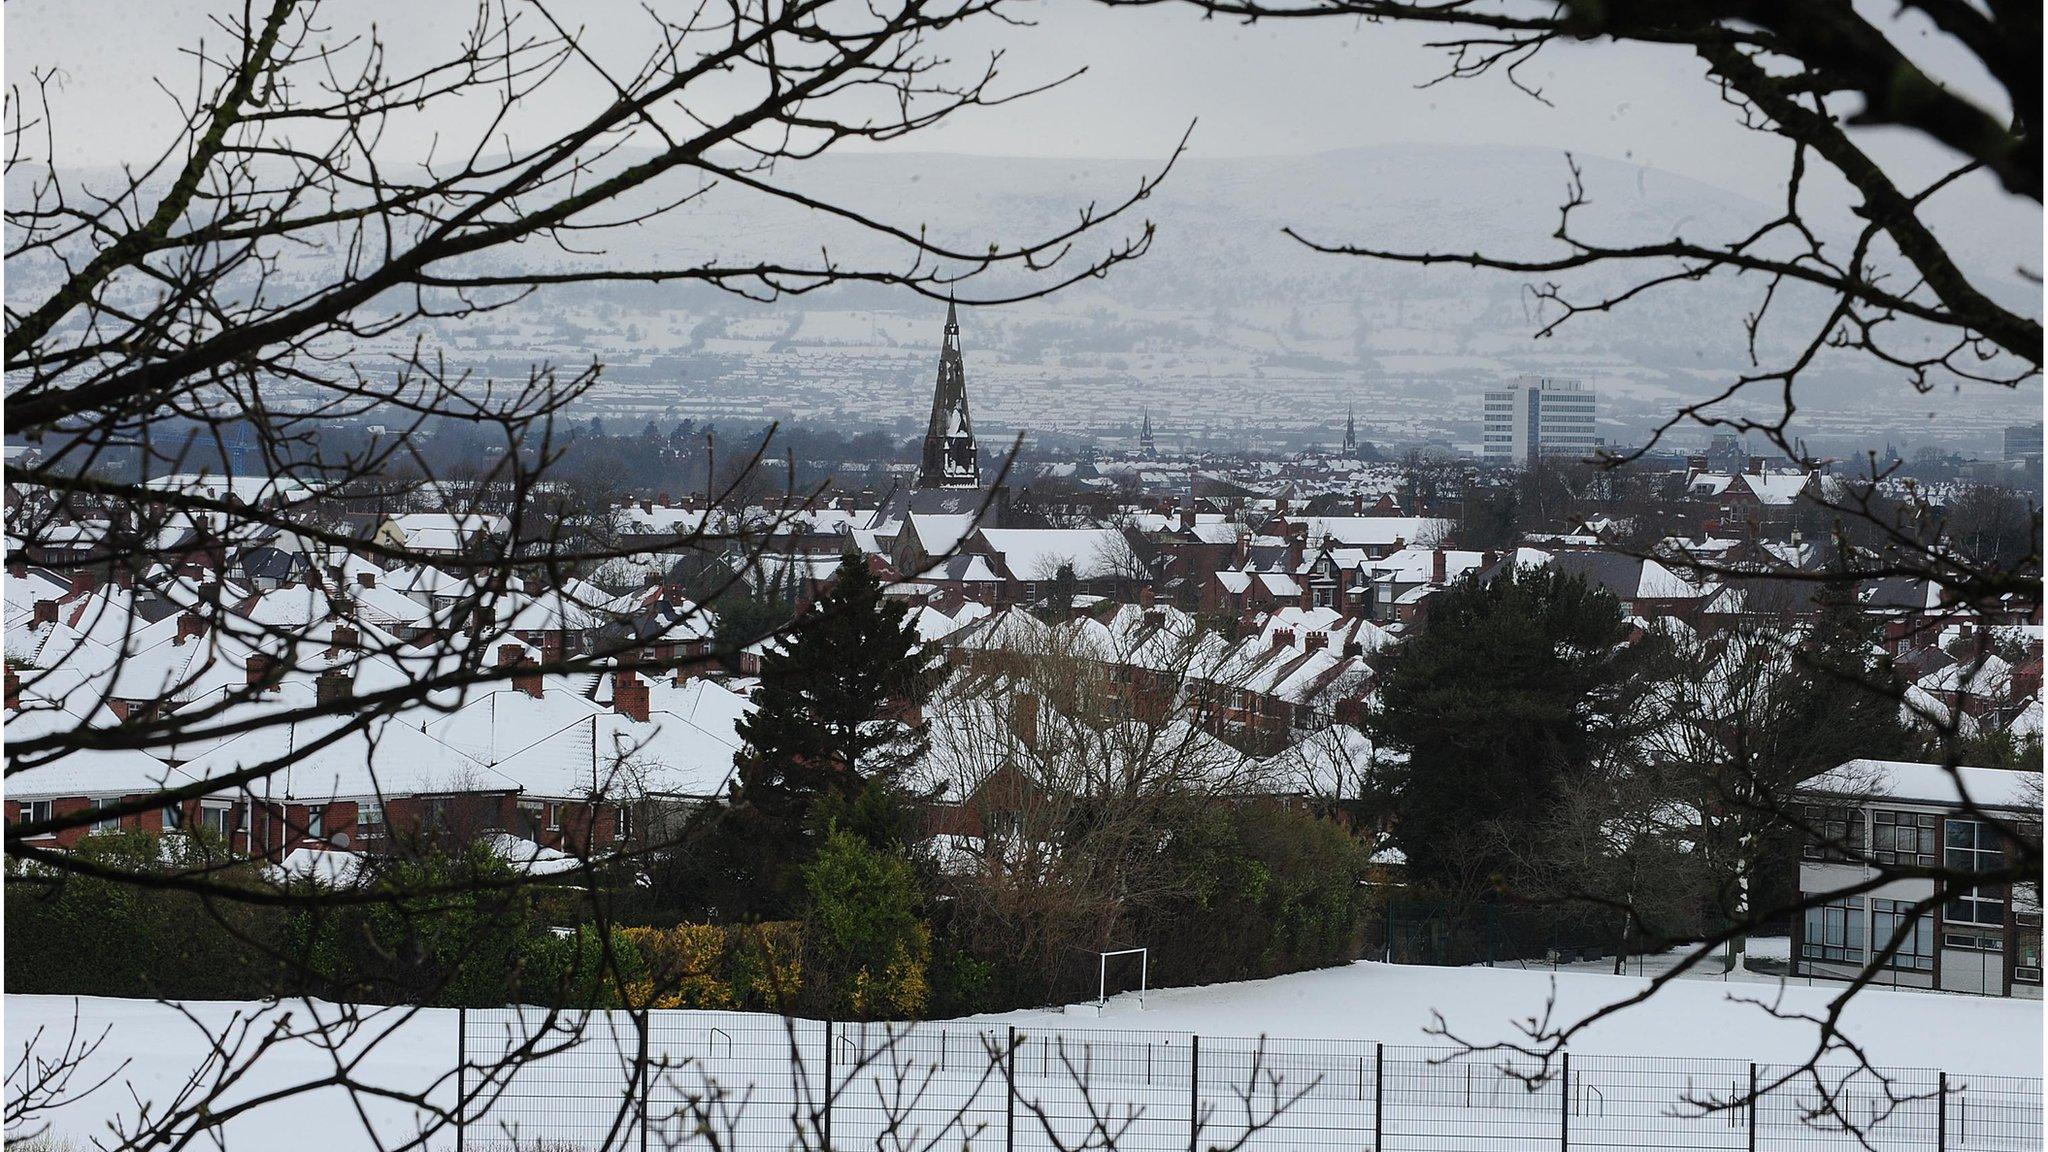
[1802,805,1865,861]
[359,800,385,837]
[200,804,233,839]
[305,806,325,840]
[1944,929,2003,952]
[90,798,120,835]
[163,803,185,831]
[1870,899,1934,972]
[1802,898,1865,963]
[17,800,53,835]
[2017,926,2042,985]
[518,799,545,837]
[1945,819,2005,926]
[547,802,563,831]
[1870,810,1936,866]
[616,805,633,841]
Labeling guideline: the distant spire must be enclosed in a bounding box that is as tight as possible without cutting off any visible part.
[1342,403,1358,456]
[1140,409,1156,458]
[917,301,979,489]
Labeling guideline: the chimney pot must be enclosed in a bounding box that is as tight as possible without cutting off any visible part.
[357,571,376,588]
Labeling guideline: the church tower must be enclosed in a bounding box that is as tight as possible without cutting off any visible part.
[1140,409,1156,458]
[1342,403,1358,456]
[917,300,980,489]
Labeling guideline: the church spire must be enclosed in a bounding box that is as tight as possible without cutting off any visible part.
[1140,408,1156,458]
[1342,403,1357,456]
[917,300,980,489]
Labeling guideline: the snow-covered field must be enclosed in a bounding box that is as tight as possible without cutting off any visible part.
[993,956,2044,1075]
[7,961,2039,1150]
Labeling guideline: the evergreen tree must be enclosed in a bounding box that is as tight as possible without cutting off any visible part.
[1784,578,1908,768]
[1046,561,1079,620]
[673,553,938,916]
[1366,565,1658,894]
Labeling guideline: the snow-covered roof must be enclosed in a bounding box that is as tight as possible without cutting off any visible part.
[1802,759,2039,812]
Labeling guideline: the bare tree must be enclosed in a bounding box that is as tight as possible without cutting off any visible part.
[4,0,1177,1142]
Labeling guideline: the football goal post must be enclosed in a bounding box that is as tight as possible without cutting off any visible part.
[1096,947,1149,1008]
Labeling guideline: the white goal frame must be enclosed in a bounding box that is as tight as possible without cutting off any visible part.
[1096,947,1149,1008]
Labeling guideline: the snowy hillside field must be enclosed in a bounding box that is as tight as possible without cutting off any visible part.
[7,960,2038,1150]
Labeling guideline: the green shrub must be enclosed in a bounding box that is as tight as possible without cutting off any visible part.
[801,829,929,1018]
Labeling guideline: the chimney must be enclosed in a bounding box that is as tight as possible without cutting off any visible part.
[317,670,352,707]
[497,647,544,699]
[1686,453,1708,473]
[1351,491,1363,515]
[6,560,24,580]
[69,572,93,595]
[330,624,360,652]
[1285,535,1305,571]
[1342,641,1363,658]
[357,571,376,589]
[1275,497,1290,516]
[614,670,649,723]
[4,665,18,710]
[1304,631,1328,652]
[1179,504,1195,532]
[246,653,278,687]
[1009,690,1039,746]
[1143,607,1165,629]
[1274,626,1297,650]
[32,600,57,626]
[1748,458,1766,475]
[1431,548,1447,586]
[176,612,204,643]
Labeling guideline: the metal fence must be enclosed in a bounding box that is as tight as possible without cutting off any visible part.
[454,1009,2042,1152]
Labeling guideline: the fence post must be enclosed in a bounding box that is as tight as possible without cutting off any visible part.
[1188,1034,1201,1152]
[1005,1026,1017,1152]
[1937,1072,1947,1150]
[822,1019,834,1152]
[1373,1043,1384,1152]
[1559,1052,1570,1152]
[637,1010,651,1152]
[1746,1062,1756,1152]
[455,1006,466,1152]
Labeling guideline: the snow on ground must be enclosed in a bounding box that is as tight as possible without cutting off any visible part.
[990,958,2042,1077]
[5,959,2039,1150]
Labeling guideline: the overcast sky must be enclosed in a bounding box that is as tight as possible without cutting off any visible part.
[8,0,2036,239]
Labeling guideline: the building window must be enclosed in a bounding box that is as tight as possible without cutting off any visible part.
[90,798,120,835]
[1802,805,1865,861]
[305,806,325,840]
[617,805,634,840]
[548,803,563,831]
[518,799,545,837]
[17,799,54,834]
[1944,929,2003,952]
[1870,810,1936,866]
[1945,819,2005,926]
[200,804,233,839]
[1802,898,1865,963]
[359,800,385,837]
[164,803,185,831]
[1870,899,1934,971]
[2016,921,2042,985]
